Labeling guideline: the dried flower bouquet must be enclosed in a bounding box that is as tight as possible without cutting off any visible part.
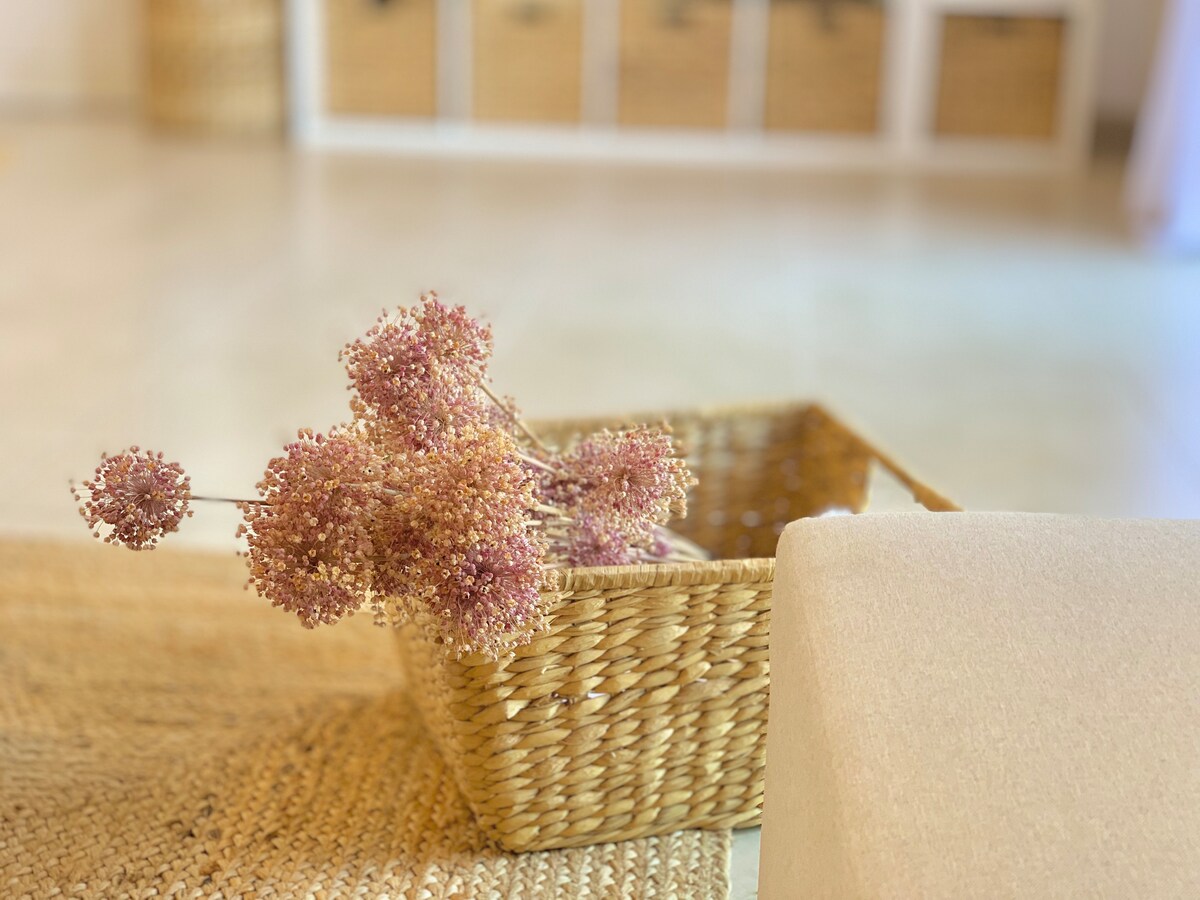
[73,294,703,659]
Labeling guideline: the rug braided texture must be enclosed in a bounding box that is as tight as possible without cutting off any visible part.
[0,541,731,899]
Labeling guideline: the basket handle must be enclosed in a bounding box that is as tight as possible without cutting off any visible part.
[866,443,961,512]
[805,403,960,513]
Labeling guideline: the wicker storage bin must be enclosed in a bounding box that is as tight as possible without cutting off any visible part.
[324,0,437,117]
[765,0,886,134]
[473,0,584,123]
[396,403,956,851]
[934,14,1065,139]
[618,0,733,129]
[143,0,284,134]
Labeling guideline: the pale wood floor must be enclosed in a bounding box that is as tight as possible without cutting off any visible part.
[3,116,1199,898]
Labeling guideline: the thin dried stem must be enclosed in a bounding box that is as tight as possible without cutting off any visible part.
[518,452,559,475]
[192,494,267,506]
[478,380,551,455]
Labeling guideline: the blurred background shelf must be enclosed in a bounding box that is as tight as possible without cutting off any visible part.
[473,0,585,123]
[323,0,437,118]
[143,0,285,134]
[618,0,734,128]
[286,0,1103,171]
[934,12,1065,139]
[764,0,888,135]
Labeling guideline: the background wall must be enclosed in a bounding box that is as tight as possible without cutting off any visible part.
[0,0,139,109]
[1095,0,1166,119]
[0,0,1169,122]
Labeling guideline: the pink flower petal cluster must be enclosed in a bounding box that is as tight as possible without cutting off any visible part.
[73,294,701,660]
[340,293,493,453]
[424,535,547,659]
[72,447,192,550]
[563,512,634,567]
[370,422,548,657]
[547,427,695,567]
[237,428,383,628]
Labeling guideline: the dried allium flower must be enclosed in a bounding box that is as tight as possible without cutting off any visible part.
[566,513,638,568]
[369,421,550,657]
[69,294,704,661]
[535,426,696,566]
[341,293,493,451]
[238,428,383,628]
[72,448,192,550]
[427,536,548,659]
[563,427,692,524]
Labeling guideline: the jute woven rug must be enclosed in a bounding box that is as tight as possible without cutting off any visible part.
[0,541,731,899]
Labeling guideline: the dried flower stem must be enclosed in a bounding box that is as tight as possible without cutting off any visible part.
[657,528,710,562]
[517,452,559,474]
[478,380,551,455]
[192,495,268,506]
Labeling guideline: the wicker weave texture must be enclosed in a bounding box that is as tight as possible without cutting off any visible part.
[0,541,732,898]
[473,0,584,123]
[935,14,1065,139]
[397,403,957,851]
[324,0,438,117]
[143,0,284,134]
[764,0,886,135]
[618,0,733,128]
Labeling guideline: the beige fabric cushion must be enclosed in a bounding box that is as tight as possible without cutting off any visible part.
[759,513,1200,899]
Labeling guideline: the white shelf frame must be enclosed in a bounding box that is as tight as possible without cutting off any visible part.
[285,0,1103,172]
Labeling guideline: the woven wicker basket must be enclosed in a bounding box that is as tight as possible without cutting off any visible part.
[473,0,584,124]
[764,0,887,135]
[618,0,733,129]
[324,0,437,118]
[396,402,956,851]
[143,0,284,135]
[934,14,1065,140]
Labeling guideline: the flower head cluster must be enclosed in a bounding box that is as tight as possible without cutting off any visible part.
[421,535,547,659]
[72,447,192,550]
[545,427,695,567]
[237,428,383,628]
[563,512,634,567]
[72,294,703,660]
[565,427,691,521]
[371,422,549,657]
[340,293,493,453]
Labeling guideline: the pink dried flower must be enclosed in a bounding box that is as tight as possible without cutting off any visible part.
[534,426,697,566]
[370,421,550,657]
[374,424,537,567]
[69,294,704,660]
[566,513,638,568]
[72,447,192,550]
[341,293,493,452]
[564,427,692,524]
[426,536,548,659]
[238,428,383,628]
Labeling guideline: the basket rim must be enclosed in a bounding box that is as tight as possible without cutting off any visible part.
[530,398,824,432]
[554,556,775,592]
[532,400,959,515]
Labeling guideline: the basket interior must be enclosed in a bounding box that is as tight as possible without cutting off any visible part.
[534,402,891,560]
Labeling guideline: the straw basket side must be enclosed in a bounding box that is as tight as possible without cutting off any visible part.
[143,0,284,134]
[934,14,1065,139]
[765,0,888,134]
[397,403,956,851]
